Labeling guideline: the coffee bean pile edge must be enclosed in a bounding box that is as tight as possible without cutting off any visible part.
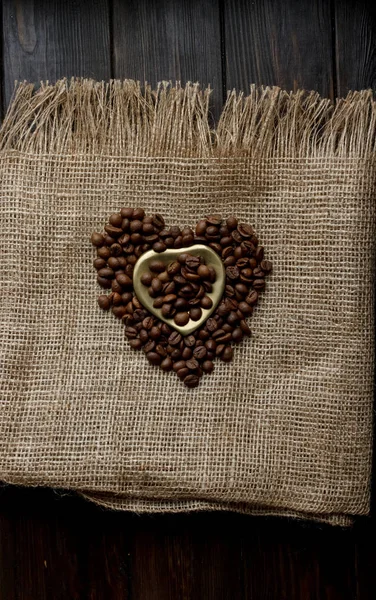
[91,208,272,388]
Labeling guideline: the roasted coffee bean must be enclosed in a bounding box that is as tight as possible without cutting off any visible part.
[107,257,119,270]
[200,296,213,309]
[130,220,143,234]
[184,374,200,388]
[124,326,138,339]
[206,225,219,237]
[163,293,177,304]
[141,272,153,286]
[167,261,180,276]
[109,213,123,227]
[149,259,166,273]
[120,207,133,219]
[226,266,239,280]
[254,246,264,261]
[217,303,229,317]
[227,311,239,327]
[226,216,238,230]
[237,223,254,238]
[198,330,210,341]
[196,264,210,279]
[205,339,217,352]
[118,232,130,245]
[104,224,123,238]
[142,316,154,330]
[186,358,199,370]
[205,214,222,225]
[91,232,104,247]
[131,233,143,245]
[158,271,170,283]
[112,292,122,306]
[138,329,148,344]
[146,351,161,366]
[133,308,145,322]
[174,312,189,326]
[222,323,232,333]
[150,326,161,340]
[164,236,175,247]
[195,220,207,235]
[116,273,132,288]
[182,347,193,360]
[152,213,165,229]
[155,344,167,357]
[221,346,233,362]
[202,360,214,373]
[223,256,236,269]
[142,222,155,235]
[160,357,173,371]
[173,360,186,372]
[144,234,159,244]
[103,235,116,246]
[232,328,243,343]
[253,278,265,290]
[161,303,174,317]
[98,267,114,279]
[171,349,182,361]
[174,297,188,311]
[206,317,218,332]
[112,305,127,318]
[214,330,232,343]
[168,331,182,346]
[177,367,189,380]
[151,278,163,293]
[93,258,106,270]
[190,307,202,321]
[153,241,167,253]
[220,236,233,247]
[193,346,207,361]
[253,267,264,278]
[97,246,111,259]
[143,340,156,353]
[246,290,258,305]
[184,335,196,347]
[238,301,252,315]
[240,320,251,335]
[98,295,111,310]
[161,323,172,336]
[222,246,233,260]
[260,259,272,272]
[153,297,164,309]
[129,338,142,350]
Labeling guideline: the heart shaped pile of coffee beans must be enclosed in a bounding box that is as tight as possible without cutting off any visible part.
[91,208,272,388]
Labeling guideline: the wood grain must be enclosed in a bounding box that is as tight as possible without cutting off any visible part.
[334,0,376,95]
[112,0,223,119]
[2,0,111,110]
[223,0,334,98]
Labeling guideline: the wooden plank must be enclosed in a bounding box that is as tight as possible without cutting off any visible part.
[0,487,131,600]
[223,0,334,98]
[112,0,223,120]
[334,0,376,95]
[128,513,243,600]
[2,0,111,111]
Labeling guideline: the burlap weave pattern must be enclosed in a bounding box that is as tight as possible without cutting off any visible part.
[0,80,375,525]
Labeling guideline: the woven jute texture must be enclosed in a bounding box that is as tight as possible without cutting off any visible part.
[0,79,375,526]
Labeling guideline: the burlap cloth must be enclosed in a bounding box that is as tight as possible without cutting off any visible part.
[0,80,375,526]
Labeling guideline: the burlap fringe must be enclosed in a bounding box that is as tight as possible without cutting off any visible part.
[0,78,375,157]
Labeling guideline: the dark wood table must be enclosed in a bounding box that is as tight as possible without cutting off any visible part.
[1,1,375,598]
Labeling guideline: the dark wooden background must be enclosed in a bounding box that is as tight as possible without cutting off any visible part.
[1,0,375,598]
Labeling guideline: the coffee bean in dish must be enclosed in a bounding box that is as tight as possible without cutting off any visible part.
[141,251,216,328]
